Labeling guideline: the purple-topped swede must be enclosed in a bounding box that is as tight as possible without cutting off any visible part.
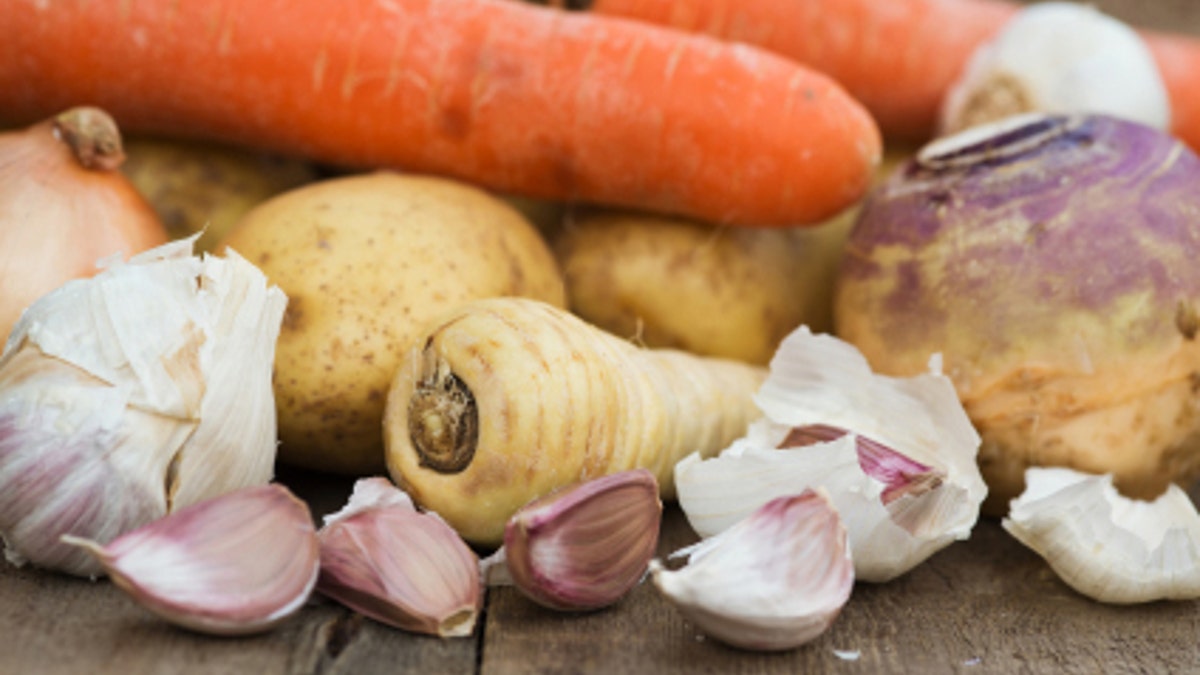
[834,113,1200,514]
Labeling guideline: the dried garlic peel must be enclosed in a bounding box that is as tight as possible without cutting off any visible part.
[676,327,986,582]
[0,236,286,576]
[1002,467,1200,604]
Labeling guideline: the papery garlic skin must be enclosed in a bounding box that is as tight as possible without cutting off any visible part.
[939,3,1169,135]
[651,490,853,651]
[63,484,320,636]
[1003,468,1200,604]
[317,477,482,638]
[676,327,986,582]
[0,237,286,576]
[503,469,662,611]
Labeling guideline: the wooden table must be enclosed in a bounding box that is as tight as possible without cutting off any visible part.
[5,1,1200,673]
[3,466,1199,675]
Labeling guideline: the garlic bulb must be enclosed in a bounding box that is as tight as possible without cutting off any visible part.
[63,484,319,636]
[650,489,853,651]
[675,326,987,582]
[1003,467,1200,604]
[939,2,1169,135]
[0,237,286,576]
[316,477,482,638]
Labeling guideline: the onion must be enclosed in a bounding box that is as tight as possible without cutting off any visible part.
[834,113,1200,514]
[0,107,168,342]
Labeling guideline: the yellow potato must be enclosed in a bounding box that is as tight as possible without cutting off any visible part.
[551,209,855,365]
[548,147,912,365]
[218,172,566,475]
[121,136,317,252]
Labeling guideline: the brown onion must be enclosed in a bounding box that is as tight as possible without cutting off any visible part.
[0,107,168,342]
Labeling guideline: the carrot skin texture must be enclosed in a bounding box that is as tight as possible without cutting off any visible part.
[589,0,1200,150]
[0,0,881,227]
[1147,35,1200,153]
[587,0,1017,141]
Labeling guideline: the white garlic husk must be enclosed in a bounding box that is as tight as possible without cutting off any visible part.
[939,2,1169,135]
[64,483,320,635]
[0,236,286,576]
[675,326,987,582]
[1003,467,1200,604]
[650,489,853,652]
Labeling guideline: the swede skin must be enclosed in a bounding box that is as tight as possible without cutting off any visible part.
[383,297,766,545]
[834,114,1200,514]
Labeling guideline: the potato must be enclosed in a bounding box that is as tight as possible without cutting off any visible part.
[550,209,854,365]
[218,172,566,475]
[121,136,317,252]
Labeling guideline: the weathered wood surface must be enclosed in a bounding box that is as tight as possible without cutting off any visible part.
[3,467,1200,675]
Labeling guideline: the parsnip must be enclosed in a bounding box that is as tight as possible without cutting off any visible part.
[382,297,767,545]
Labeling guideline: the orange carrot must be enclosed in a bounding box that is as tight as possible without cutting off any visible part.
[1145,34,1200,153]
[583,0,1017,141]
[585,0,1200,150]
[0,0,880,228]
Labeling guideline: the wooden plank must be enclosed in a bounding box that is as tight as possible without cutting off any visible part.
[480,505,1200,675]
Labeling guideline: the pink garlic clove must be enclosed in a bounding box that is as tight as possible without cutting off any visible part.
[316,477,481,638]
[502,469,662,611]
[63,483,319,636]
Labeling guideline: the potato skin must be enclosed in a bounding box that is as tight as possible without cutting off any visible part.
[551,210,853,365]
[218,172,565,475]
[121,136,316,252]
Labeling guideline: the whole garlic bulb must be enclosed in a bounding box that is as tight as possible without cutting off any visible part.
[0,237,286,576]
[939,2,1169,135]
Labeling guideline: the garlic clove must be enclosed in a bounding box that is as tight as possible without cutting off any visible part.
[0,237,285,576]
[502,469,662,611]
[675,326,987,582]
[939,2,1169,135]
[1002,467,1200,604]
[62,484,319,636]
[316,477,482,638]
[650,489,853,652]
[779,423,944,506]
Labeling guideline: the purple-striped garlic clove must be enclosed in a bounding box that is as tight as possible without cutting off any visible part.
[62,483,319,636]
[316,477,481,638]
[651,489,854,651]
[502,469,662,611]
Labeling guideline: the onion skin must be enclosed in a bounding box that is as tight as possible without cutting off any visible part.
[0,107,168,343]
[834,114,1200,514]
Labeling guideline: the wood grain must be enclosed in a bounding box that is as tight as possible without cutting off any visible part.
[3,469,1199,675]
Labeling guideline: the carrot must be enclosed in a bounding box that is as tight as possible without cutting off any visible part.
[1145,34,1200,153]
[584,0,1200,150]
[382,296,767,545]
[0,0,880,228]
[582,0,1018,141]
